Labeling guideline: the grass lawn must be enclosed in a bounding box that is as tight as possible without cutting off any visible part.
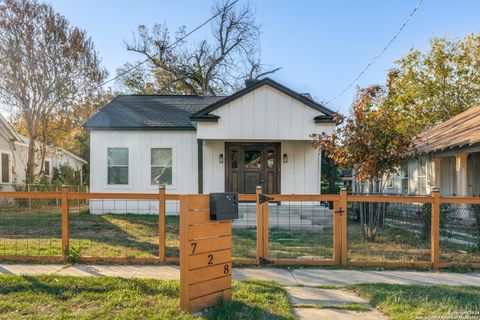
[0,275,294,320]
[350,284,480,320]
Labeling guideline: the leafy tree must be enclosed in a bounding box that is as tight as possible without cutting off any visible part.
[0,0,107,180]
[385,34,480,134]
[313,86,412,240]
[52,165,82,186]
[118,0,279,95]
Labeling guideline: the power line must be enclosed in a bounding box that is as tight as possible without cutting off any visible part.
[325,0,424,105]
[97,0,240,89]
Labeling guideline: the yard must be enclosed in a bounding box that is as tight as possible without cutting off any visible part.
[0,275,294,320]
[351,284,480,320]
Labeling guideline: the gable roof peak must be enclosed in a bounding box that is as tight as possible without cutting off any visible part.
[191,77,335,120]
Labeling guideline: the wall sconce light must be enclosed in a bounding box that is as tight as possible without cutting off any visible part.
[283,154,288,163]
[219,154,224,163]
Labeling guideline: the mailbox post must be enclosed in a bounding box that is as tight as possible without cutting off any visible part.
[180,193,238,313]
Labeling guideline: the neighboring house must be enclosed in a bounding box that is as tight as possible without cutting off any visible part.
[354,105,480,197]
[84,78,337,213]
[0,114,87,189]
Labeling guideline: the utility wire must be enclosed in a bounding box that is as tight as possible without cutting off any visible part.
[325,0,424,105]
[97,0,240,89]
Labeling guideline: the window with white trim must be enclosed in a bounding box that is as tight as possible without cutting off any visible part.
[151,148,172,185]
[418,158,427,195]
[387,174,394,189]
[44,160,51,176]
[108,148,128,185]
[401,165,409,194]
[1,153,9,183]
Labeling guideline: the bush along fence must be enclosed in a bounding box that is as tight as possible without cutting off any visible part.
[0,186,479,268]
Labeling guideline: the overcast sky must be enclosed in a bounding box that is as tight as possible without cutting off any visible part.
[44,0,480,114]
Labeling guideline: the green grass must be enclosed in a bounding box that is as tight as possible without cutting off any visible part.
[0,275,294,320]
[350,284,480,320]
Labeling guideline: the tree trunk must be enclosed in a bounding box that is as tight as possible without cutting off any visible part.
[26,137,36,182]
[328,157,336,193]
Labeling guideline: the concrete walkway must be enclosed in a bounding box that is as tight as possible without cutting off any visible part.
[0,264,479,286]
[287,286,387,319]
[1,264,480,319]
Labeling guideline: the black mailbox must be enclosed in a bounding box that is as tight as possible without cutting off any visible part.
[209,192,238,221]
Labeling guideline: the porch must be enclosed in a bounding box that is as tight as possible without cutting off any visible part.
[432,151,480,197]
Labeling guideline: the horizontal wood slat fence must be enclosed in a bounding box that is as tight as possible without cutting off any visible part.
[0,186,478,269]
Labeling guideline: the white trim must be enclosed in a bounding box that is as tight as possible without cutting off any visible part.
[386,174,394,189]
[44,158,52,177]
[106,147,130,187]
[149,147,175,187]
[0,150,12,184]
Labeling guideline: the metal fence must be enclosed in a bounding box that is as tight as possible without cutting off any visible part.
[439,200,480,267]
[347,201,431,263]
[0,187,478,268]
[267,200,333,261]
[0,197,62,258]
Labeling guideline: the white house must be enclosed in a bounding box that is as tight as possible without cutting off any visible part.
[0,114,87,189]
[353,105,480,197]
[85,78,337,213]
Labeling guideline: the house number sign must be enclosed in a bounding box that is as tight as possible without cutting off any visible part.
[179,194,233,313]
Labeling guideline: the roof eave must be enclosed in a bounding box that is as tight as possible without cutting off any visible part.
[190,115,220,123]
[314,115,337,124]
[84,126,197,132]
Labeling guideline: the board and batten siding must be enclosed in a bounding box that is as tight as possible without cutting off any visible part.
[202,140,321,194]
[196,85,335,140]
[89,131,197,214]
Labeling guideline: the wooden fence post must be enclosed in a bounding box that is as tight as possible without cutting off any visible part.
[431,188,440,270]
[61,186,69,259]
[159,185,166,262]
[256,186,263,265]
[333,201,342,265]
[262,195,269,260]
[179,195,189,311]
[339,188,348,266]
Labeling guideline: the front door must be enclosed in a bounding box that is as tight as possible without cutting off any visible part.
[225,142,280,194]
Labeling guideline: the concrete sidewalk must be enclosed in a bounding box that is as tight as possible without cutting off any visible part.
[0,264,479,287]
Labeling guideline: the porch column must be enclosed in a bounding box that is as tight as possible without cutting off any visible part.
[432,157,442,189]
[455,153,468,197]
[197,139,203,194]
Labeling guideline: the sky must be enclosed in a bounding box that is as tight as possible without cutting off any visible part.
[43,0,480,114]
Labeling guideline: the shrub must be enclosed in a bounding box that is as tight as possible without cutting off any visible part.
[64,245,81,263]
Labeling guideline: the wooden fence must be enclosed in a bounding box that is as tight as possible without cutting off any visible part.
[0,186,478,269]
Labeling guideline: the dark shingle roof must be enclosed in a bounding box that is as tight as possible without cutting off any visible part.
[84,95,224,131]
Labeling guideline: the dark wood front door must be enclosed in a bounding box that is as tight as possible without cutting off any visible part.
[225,142,281,194]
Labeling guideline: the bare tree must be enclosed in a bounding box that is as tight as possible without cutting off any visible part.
[120,0,279,95]
[0,0,107,180]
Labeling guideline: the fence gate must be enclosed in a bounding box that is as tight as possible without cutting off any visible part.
[255,188,343,266]
[179,194,232,313]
